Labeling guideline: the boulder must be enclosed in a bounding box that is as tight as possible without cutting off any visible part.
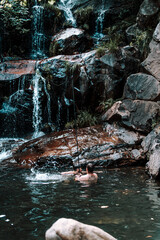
[49,28,93,56]
[39,47,140,124]
[102,99,160,133]
[142,125,160,178]
[12,124,145,168]
[142,22,160,81]
[136,0,160,29]
[45,218,117,240]
[123,73,160,100]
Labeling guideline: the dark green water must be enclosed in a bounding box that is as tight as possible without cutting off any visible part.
[0,166,160,240]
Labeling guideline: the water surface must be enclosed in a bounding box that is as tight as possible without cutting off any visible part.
[0,166,160,240]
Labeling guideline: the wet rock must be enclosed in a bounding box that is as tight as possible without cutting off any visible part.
[123,73,160,100]
[102,99,160,133]
[49,28,93,56]
[142,125,160,178]
[39,47,140,124]
[12,124,145,168]
[136,0,160,29]
[45,218,117,240]
[0,60,36,81]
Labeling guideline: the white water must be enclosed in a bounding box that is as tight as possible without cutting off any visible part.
[32,68,54,138]
[32,69,43,138]
[26,168,65,184]
[31,2,45,59]
[58,0,76,26]
[93,0,106,43]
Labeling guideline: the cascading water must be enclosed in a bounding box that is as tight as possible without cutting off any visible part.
[58,0,76,27]
[93,0,106,44]
[32,68,43,138]
[31,0,45,59]
[32,67,53,138]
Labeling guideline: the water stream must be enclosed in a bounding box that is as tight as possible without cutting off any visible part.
[31,1,45,59]
[93,0,106,44]
[58,0,76,27]
[0,166,160,240]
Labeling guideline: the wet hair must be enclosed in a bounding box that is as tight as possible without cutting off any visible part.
[86,163,94,173]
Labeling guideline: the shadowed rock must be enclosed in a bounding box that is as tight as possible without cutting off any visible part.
[123,73,160,100]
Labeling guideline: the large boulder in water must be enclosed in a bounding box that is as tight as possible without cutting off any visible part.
[142,125,160,179]
[102,99,160,133]
[45,218,117,240]
[49,28,93,56]
[12,124,145,168]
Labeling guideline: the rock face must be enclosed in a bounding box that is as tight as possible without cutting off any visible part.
[49,28,93,56]
[142,22,160,80]
[136,0,160,29]
[45,218,117,240]
[102,100,160,133]
[39,47,140,125]
[12,124,145,168]
[123,73,160,100]
[142,125,160,178]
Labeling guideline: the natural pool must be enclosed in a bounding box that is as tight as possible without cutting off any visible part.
[0,166,160,240]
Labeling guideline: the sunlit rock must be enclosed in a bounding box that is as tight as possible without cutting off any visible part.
[102,99,160,133]
[142,125,160,178]
[142,21,160,81]
[45,218,117,240]
[49,28,93,56]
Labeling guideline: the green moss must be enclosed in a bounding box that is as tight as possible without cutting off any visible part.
[65,110,98,129]
[74,6,94,30]
[96,98,115,113]
[49,41,61,56]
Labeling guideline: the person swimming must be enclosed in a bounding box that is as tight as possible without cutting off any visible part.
[75,163,98,182]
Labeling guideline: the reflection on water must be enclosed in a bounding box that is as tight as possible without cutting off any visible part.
[0,167,160,240]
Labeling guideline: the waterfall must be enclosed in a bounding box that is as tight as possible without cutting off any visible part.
[56,97,62,131]
[31,1,45,59]
[58,0,76,27]
[41,76,54,132]
[32,69,43,138]
[93,0,106,43]
[32,68,54,138]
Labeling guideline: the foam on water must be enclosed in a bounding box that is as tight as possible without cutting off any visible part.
[26,169,65,184]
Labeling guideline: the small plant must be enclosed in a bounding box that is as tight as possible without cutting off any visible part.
[65,110,98,129]
[96,47,106,58]
[105,38,119,53]
[49,41,60,56]
[96,98,115,113]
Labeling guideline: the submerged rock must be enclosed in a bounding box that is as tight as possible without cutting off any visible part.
[12,124,145,168]
[45,218,117,240]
